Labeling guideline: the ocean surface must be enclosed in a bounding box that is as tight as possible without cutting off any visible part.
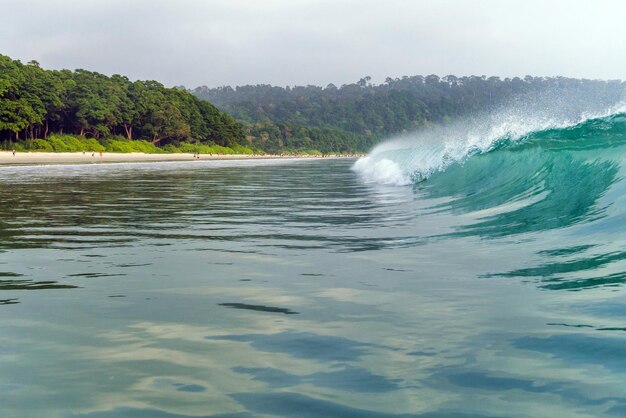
[3,111,626,417]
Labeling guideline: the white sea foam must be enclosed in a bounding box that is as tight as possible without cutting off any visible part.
[352,157,410,186]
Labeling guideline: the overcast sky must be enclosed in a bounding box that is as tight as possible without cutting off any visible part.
[1,0,625,88]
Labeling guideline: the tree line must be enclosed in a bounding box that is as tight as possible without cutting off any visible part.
[192,75,625,153]
[0,54,245,148]
[3,52,624,155]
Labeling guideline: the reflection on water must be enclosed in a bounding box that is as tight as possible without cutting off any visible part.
[1,157,626,417]
[0,298,18,305]
[485,249,626,291]
[218,303,300,315]
[0,279,78,290]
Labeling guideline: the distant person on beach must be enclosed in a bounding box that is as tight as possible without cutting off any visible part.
[92,151,95,157]
[12,149,15,156]
[99,150,103,157]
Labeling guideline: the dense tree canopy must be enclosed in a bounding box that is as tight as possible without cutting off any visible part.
[2,53,624,155]
[0,54,244,147]
[192,75,625,153]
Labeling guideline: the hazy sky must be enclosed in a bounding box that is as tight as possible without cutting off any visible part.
[1,0,625,88]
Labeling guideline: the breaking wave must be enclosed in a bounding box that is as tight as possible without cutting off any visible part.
[353,102,626,186]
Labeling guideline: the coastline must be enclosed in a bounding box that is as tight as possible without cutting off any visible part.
[0,151,358,166]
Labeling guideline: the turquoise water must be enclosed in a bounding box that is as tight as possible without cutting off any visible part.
[2,113,626,417]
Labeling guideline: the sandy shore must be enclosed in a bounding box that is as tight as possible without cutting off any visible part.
[0,151,352,166]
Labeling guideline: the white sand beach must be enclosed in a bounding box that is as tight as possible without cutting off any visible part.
[0,151,346,166]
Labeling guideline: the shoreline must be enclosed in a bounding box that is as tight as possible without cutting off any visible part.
[0,151,360,166]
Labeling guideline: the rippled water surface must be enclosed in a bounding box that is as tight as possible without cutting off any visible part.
[2,156,626,418]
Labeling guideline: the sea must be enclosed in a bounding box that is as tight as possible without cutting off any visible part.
[2,108,626,417]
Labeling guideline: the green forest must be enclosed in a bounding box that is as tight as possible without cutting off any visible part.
[0,54,248,153]
[2,53,624,154]
[192,75,625,153]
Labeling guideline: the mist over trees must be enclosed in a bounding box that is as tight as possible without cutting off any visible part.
[192,75,625,153]
[0,54,244,148]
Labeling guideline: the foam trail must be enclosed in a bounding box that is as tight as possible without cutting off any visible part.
[353,91,626,186]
